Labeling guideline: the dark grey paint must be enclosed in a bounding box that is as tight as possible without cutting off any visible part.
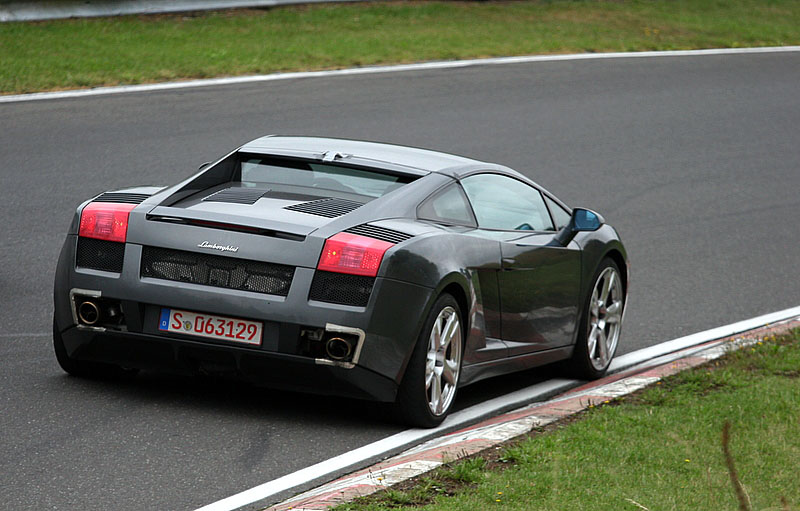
[499,235,582,351]
[54,137,627,401]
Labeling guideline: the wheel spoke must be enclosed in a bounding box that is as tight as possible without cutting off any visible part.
[607,274,617,294]
[425,368,434,390]
[599,273,611,303]
[596,329,608,362]
[441,313,457,349]
[430,375,442,413]
[587,325,599,356]
[430,319,442,352]
[442,359,458,386]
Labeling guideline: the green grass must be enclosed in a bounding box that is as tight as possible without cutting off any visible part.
[2,0,800,94]
[338,329,800,511]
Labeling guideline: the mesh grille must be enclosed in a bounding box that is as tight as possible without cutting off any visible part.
[309,271,374,307]
[76,237,125,272]
[141,246,294,296]
[202,188,267,205]
[344,224,413,244]
[284,198,363,218]
[93,192,150,204]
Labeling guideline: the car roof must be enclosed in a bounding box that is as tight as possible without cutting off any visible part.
[239,135,489,175]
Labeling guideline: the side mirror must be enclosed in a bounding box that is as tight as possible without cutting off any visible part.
[198,161,212,170]
[573,208,604,231]
[554,207,605,246]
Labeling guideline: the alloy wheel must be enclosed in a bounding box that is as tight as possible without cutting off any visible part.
[587,266,623,371]
[425,306,462,416]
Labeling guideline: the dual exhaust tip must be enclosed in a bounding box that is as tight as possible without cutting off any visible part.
[303,323,364,366]
[76,298,121,327]
[325,336,353,361]
[77,300,101,326]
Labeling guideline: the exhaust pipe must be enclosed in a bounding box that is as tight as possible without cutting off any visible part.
[315,324,365,368]
[325,337,353,361]
[77,301,101,325]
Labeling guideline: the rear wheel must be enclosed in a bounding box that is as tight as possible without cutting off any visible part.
[569,258,624,379]
[53,318,138,379]
[395,294,463,428]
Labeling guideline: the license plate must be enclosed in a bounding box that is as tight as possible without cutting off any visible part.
[159,308,263,346]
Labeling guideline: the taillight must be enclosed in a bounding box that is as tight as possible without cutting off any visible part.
[78,202,137,243]
[317,233,393,277]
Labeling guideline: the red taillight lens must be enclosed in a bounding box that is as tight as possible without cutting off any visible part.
[317,233,393,277]
[78,202,137,243]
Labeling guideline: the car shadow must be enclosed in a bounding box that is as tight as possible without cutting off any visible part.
[51,360,566,430]
[54,369,401,430]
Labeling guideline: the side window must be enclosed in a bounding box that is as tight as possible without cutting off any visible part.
[418,183,476,226]
[461,174,554,231]
[544,195,572,230]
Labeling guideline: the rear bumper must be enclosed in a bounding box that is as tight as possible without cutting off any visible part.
[60,326,398,401]
[54,235,436,402]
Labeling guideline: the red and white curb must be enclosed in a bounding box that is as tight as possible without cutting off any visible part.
[267,314,800,511]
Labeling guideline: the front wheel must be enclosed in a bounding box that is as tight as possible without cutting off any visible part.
[569,258,624,379]
[395,294,463,428]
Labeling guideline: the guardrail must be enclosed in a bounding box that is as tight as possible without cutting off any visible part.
[0,0,360,22]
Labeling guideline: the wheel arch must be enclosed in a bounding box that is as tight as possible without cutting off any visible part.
[429,269,472,339]
[439,281,470,336]
[396,271,472,384]
[602,248,628,297]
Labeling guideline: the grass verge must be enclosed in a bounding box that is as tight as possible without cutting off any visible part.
[2,0,800,94]
[337,328,800,511]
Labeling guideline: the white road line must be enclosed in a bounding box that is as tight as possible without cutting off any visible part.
[609,305,800,373]
[194,304,800,511]
[2,46,799,104]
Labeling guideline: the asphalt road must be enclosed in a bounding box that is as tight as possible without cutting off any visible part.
[1,51,799,511]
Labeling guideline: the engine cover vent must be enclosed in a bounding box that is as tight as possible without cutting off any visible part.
[284,198,363,218]
[202,187,268,205]
[93,192,150,204]
[141,246,294,296]
[344,224,413,244]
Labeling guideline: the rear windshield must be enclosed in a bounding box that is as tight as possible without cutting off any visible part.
[239,155,414,199]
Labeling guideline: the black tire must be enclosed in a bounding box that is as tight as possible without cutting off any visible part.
[569,258,625,379]
[394,293,464,428]
[53,318,138,380]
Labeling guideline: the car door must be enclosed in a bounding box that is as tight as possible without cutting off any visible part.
[461,173,582,355]
[416,181,508,364]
